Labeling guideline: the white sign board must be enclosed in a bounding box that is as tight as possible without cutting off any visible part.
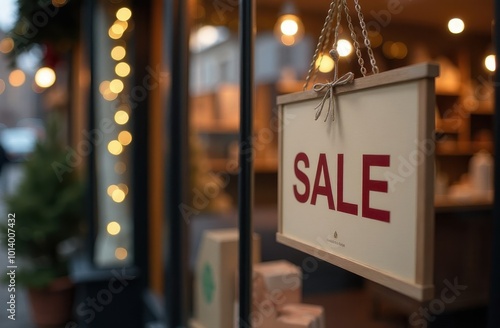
[277,63,439,301]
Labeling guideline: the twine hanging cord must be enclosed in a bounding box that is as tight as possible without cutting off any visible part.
[312,49,354,122]
[303,0,379,121]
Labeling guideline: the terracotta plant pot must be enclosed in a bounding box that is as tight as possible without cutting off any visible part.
[28,277,75,328]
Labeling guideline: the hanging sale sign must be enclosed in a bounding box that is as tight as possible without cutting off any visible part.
[277,63,439,301]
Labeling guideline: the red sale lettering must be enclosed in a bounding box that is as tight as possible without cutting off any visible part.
[362,154,391,222]
[293,152,310,203]
[292,152,391,222]
[311,154,335,210]
[337,154,358,216]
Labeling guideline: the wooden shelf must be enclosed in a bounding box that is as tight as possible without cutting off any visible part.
[470,103,494,115]
[436,90,460,97]
[435,194,493,212]
[436,118,465,134]
[207,157,278,173]
[436,141,493,155]
[196,128,238,134]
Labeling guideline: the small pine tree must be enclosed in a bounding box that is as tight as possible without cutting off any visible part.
[2,114,84,288]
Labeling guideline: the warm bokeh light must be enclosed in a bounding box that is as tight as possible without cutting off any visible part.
[109,79,124,93]
[107,184,119,196]
[114,161,127,174]
[111,23,125,36]
[107,221,121,235]
[114,110,129,125]
[368,31,383,48]
[100,81,118,101]
[99,80,110,94]
[115,247,128,260]
[485,54,496,72]
[111,189,126,203]
[195,25,219,49]
[118,130,132,146]
[391,42,407,59]
[111,46,126,60]
[9,70,25,87]
[51,0,67,7]
[275,12,304,46]
[337,39,353,57]
[0,37,14,54]
[34,67,56,88]
[109,27,122,40]
[280,17,299,36]
[0,79,5,94]
[315,54,334,73]
[118,183,129,195]
[103,91,118,101]
[382,41,408,59]
[280,35,295,46]
[115,20,128,31]
[116,7,132,21]
[117,104,130,112]
[448,18,465,34]
[115,62,131,77]
[108,140,124,155]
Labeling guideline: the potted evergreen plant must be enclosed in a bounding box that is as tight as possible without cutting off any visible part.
[1,114,84,327]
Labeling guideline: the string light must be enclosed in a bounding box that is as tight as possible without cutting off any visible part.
[108,140,123,155]
[111,46,126,60]
[114,110,129,125]
[118,183,129,195]
[115,62,131,77]
[109,79,124,93]
[105,8,133,268]
[118,131,132,145]
[109,26,122,40]
[116,7,132,21]
[115,20,128,32]
[115,247,128,260]
[107,184,119,196]
[107,221,121,235]
[111,189,126,203]
[114,162,127,174]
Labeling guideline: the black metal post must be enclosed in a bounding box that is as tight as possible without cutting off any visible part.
[239,1,255,327]
[83,0,96,264]
[165,0,189,327]
[132,0,151,297]
[488,3,500,327]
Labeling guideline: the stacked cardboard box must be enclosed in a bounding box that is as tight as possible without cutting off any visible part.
[191,229,325,328]
[235,261,325,328]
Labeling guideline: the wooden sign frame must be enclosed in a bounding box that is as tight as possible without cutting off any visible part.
[277,63,439,301]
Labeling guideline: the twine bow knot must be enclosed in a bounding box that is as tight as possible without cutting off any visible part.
[312,49,354,122]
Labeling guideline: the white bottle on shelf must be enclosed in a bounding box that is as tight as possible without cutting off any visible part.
[469,150,494,196]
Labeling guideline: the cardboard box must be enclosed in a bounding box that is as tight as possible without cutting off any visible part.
[279,303,325,328]
[194,229,261,328]
[253,260,302,309]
